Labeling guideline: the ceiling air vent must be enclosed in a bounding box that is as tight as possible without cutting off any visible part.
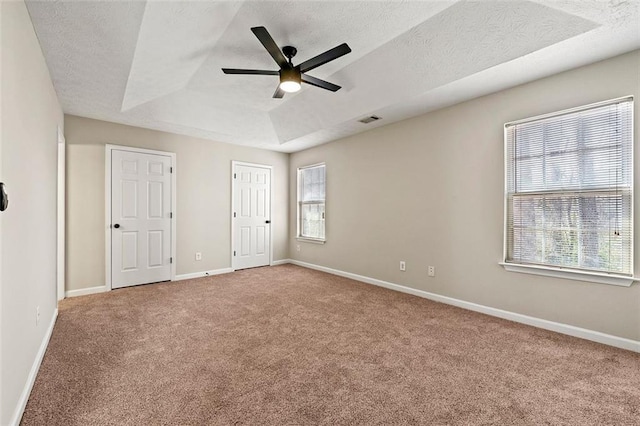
[358,115,381,124]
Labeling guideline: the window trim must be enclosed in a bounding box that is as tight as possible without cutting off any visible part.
[499,262,636,287]
[501,96,637,286]
[297,162,326,243]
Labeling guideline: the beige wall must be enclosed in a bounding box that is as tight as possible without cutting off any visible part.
[1,1,64,423]
[64,116,289,291]
[289,50,640,341]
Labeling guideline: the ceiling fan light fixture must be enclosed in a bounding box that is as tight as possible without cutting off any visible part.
[279,67,302,93]
[279,80,301,93]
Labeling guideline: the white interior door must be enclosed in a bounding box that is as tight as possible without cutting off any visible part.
[111,149,172,289]
[233,163,271,270]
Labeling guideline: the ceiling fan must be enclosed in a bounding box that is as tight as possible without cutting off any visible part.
[222,26,351,98]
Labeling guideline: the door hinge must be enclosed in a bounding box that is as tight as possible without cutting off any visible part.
[233,173,236,179]
[170,257,173,264]
[170,212,173,218]
[170,167,173,173]
[233,212,236,218]
[233,251,236,256]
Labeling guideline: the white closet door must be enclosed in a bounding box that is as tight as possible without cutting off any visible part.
[111,150,172,288]
[233,164,271,270]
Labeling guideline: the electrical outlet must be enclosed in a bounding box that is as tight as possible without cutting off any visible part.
[36,306,40,326]
[400,261,406,271]
[195,252,202,261]
[428,266,435,277]
[296,245,301,252]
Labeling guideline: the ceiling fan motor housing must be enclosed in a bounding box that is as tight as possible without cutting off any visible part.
[280,66,301,85]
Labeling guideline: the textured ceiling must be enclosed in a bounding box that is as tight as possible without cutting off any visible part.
[26,0,640,152]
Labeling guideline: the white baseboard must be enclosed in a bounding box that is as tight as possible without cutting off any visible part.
[288,259,640,353]
[67,268,239,294]
[65,285,108,298]
[9,308,58,426]
[173,268,233,281]
[174,262,290,280]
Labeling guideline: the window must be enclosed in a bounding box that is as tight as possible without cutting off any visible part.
[298,163,326,242]
[504,97,634,283]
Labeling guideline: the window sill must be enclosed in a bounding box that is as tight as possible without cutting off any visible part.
[297,237,326,245]
[499,262,637,287]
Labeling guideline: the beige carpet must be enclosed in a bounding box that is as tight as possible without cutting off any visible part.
[22,264,640,425]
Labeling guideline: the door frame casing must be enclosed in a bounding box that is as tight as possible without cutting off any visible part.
[231,161,274,271]
[105,144,177,290]
[57,126,66,301]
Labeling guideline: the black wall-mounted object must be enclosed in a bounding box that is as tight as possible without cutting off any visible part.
[0,182,8,211]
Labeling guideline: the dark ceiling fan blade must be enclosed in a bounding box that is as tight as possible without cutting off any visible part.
[273,86,285,99]
[222,68,279,75]
[251,26,288,68]
[298,43,351,73]
[301,74,341,92]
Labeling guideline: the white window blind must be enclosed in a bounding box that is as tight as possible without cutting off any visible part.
[298,164,326,241]
[505,97,633,276]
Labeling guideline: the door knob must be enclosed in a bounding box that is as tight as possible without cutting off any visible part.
[113,224,120,229]
[265,220,271,224]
